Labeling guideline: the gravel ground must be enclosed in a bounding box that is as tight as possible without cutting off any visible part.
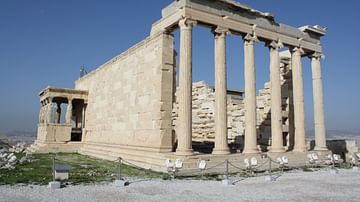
[1,169,360,202]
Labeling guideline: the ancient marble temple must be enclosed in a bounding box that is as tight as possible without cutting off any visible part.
[29,0,329,173]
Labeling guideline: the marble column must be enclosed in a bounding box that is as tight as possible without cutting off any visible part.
[291,47,307,152]
[311,53,328,151]
[66,98,73,125]
[82,103,87,128]
[42,101,48,123]
[243,34,259,154]
[46,98,53,123]
[39,101,44,123]
[213,27,230,155]
[288,70,295,150]
[269,41,285,152]
[55,102,61,124]
[176,18,196,155]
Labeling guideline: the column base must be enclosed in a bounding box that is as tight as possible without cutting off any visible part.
[212,148,230,155]
[242,147,259,154]
[293,147,307,152]
[176,149,193,156]
[269,147,286,153]
[314,146,328,151]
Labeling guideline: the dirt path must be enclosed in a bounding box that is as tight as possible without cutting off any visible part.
[1,169,360,202]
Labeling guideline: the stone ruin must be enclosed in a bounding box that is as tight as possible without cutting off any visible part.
[28,0,340,173]
[0,141,32,170]
[172,54,294,152]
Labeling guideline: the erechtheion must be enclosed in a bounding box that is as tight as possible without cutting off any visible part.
[29,0,329,173]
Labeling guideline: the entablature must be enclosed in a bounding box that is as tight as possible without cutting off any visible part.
[39,87,88,103]
[151,0,326,54]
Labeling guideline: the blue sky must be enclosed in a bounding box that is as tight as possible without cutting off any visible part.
[0,0,359,134]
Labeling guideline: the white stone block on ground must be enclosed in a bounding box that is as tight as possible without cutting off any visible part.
[48,181,61,189]
[265,176,277,181]
[114,180,126,187]
[221,179,232,185]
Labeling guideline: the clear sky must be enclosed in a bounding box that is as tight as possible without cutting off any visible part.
[0,0,359,134]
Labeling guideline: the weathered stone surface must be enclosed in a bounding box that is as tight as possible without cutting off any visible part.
[74,33,174,151]
[0,144,33,170]
[28,0,330,173]
[172,58,292,148]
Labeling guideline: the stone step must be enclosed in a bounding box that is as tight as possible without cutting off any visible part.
[170,151,329,176]
[27,142,82,154]
[80,143,169,172]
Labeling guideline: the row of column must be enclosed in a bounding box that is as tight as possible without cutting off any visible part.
[38,97,73,125]
[176,18,328,155]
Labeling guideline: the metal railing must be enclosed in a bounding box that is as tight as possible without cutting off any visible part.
[42,151,360,187]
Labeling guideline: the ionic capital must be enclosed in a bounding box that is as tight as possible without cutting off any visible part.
[267,39,284,50]
[160,28,174,36]
[178,18,197,30]
[243,33,258,44]
[47,97,53,103]
[297,38,303,47]
[213,26,230,37]
[291,46,305,55]
[310,52,323,60]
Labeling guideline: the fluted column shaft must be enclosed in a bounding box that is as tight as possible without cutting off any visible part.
[311,53,328,151]
[66,98,73,125]
[176,18,196,155]
[269,41,285,152]
[291,47,307,152]
[243,34,259,154]
[213,27,230,155]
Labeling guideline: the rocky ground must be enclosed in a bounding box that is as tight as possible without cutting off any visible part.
[0,141,32,170]
[0,169,359,202]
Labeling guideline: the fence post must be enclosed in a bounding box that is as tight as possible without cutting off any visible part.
[52,155,55,181]
[172,166,176,179]
[118,157,122,180]
[222,160,231,185]
[48,154,61,189]
[225,159,229,180]
[114,157,126,187]
[269,158,272,180]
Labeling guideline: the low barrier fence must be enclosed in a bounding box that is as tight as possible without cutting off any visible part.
[41,151,360,187]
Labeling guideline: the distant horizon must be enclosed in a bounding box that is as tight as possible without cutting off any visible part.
[1,129,360,138]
